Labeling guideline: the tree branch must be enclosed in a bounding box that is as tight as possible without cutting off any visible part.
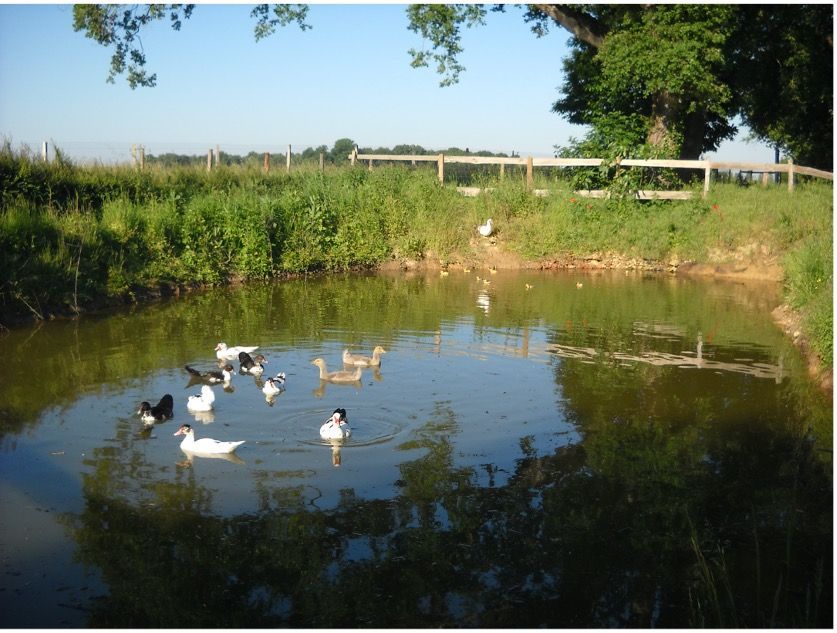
[530,4,607,48]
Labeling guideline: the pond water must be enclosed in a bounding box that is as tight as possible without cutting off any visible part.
[0,269,831,628]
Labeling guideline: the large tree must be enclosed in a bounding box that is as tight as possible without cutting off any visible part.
[72,3,833,168]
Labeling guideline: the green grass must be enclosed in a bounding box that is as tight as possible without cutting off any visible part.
[0,146,831,371]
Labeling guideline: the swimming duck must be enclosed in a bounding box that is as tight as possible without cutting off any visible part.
[319,408,352,440]
[173,423,244,454]
[238,351,267,376]
[343,346,387,367]
[215,342,258,360]
[186,384,216,412]
[185,364,235,384]
[311,358,362,383]
[262,373,286,396]
[478,218,494,237]
[137,393,174,426]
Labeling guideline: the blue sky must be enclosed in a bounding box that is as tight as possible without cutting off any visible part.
[0,3,774,164]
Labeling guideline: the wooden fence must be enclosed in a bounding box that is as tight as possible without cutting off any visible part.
[348,149,833,199]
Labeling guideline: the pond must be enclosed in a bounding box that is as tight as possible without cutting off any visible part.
[0,269,831,628]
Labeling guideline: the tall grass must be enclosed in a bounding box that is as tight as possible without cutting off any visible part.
[0,146,831,371]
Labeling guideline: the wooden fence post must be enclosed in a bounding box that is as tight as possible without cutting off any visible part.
[263,152,270,173]
[368,158,373,171]
[703,162,711,198]
[526,156,533,188]
[207,149,212,172]
[286,145,291,173]
[139,145,145,170]
[319,151,324,173]
[41,141,48,162]
[788,159,795,192]
[437,153,445,184]
[500,163,505,180]
[351,146,357,166]
[215,144,221,168]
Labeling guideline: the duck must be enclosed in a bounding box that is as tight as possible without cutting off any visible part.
[478,218,494,237]
[342,346,387,367]
[173,423,244,454]
[215,342,258,360]
[185,364,235,384]
[238,351,267,376]
[261,372,286,396]
[311,358,362,383]
[319,408,352,440]
[137,393,174,426]
[186,384,216,412]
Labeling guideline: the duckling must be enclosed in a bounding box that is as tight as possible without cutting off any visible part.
[342,346,387,367]
[311,358,362,383]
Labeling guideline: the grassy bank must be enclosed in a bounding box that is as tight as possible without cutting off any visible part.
[0,146,831,374]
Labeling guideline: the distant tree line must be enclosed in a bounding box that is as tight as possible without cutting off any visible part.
[145,137,516,169]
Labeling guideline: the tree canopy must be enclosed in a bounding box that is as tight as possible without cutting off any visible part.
[72,3,833,169]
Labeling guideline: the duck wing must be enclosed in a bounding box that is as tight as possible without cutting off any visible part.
[155,394,174,418]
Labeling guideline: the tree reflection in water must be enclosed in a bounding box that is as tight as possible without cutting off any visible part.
[65,398,831,628]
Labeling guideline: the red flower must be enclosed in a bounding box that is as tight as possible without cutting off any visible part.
[711,204,719,210]
[569,197,577,203]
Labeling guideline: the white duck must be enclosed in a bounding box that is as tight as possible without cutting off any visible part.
[261,372,286,396]
[478,218,494,237]
[343,346,387,367]
[319,408,352,440]
[186,384,216,412]
[311,358,362,383]
[173,424,244,454]
[215,342,259,361]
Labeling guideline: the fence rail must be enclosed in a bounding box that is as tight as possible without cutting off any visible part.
[349,149,832,198]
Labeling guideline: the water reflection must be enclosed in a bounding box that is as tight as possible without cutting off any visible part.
[0,270,831,627]
[177,449,246,467]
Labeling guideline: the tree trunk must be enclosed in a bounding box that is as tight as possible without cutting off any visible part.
[647,90,679,150]
[680,111,707,160]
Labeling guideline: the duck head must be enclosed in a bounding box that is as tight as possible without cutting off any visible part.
[174,424,193,437]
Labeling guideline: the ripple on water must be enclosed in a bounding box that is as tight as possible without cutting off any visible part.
[265,401,410,449]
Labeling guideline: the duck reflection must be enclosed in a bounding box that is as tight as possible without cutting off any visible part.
[313,380,362,398]
[177,449,246,468]
[477,289,490,314]
[190,410,215,425]
[329,440,344,467]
